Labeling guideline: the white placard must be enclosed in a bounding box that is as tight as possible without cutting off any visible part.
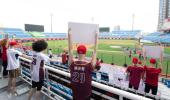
[68,22,99,45]
[143,46,164,58]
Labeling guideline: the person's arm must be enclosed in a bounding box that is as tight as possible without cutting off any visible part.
[5,39,9,48]
[68,28,74,65]
[20,54,32,60]
[91,31,98,69]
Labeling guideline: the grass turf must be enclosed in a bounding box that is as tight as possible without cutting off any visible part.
[23,39,170,75]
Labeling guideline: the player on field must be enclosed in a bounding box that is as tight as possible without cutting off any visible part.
[68,28,98,100]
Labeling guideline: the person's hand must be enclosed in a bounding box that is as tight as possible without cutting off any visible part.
[68,28,71,34]
[94,31,98,51]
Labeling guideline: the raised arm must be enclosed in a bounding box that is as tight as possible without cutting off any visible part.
[68,28,74,65]
[5,39,9,48]
[91,31,98,69]
[20,54,32,60]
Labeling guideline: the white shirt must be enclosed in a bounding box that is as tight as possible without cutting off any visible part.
[31,52,49,82]
[7,48,23,70]
[48,50,52,55]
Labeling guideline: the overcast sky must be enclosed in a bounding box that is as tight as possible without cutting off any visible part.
[0,0,159,32]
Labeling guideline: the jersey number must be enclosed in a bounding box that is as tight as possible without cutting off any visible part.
[72,72,85,83]
[32,58,37,65]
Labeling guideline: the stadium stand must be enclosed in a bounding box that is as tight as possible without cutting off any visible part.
[99,30,141,39]
[0,27,32,39]
[142,32,170,43]
[18,56,170,100]
[0,27,169,44]
[43,32,67,38]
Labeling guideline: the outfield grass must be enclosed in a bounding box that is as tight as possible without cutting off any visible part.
[23,39,170,75]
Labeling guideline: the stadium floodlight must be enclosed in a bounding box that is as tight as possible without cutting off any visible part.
[50,13,53,33]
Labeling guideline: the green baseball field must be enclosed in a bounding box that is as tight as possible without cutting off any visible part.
[24,39,170,75]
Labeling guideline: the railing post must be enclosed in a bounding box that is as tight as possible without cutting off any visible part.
[119,95,123,100]
[45,68,51,96]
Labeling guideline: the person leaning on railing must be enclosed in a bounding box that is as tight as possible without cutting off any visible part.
[143,58,162,95]
[1,37,9,78]
[27,40,58,100]
[126,57,144,90]
[68,28,98,100]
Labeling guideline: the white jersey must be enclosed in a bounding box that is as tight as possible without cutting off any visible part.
[31,52,49,82]
[7,48,23,70]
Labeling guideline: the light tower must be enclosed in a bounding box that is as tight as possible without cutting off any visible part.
[50,13,53,33]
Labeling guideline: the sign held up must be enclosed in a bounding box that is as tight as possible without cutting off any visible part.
[68,22,99,45]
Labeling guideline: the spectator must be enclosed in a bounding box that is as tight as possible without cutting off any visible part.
[126,57,144,90]
[48,48,53,58]
[1,38,9,78]
[95,58,101,71]
[28,40,50,100]
[144,58,162,95]
[0,43,2,78]
[129,50,132,58]
[61,50,67,65]
[66,51,69,64]
[100,59,104,63]
[7,41,30,96]
[68,29,98,100]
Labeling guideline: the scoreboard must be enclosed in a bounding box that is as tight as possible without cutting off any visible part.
[25,24,44,32]
[99,27,110,32]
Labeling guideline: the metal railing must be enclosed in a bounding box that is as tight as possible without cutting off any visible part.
[19,57,153,100]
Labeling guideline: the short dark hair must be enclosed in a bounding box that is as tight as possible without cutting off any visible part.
[32,40,48,52]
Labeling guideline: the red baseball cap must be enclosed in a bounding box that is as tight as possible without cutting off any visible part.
[132,57,138,64]
[77,45,86,54]
[150,58,156,64]
[9,41,17,46]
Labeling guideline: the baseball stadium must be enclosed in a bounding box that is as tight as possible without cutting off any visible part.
[0,0,170,100]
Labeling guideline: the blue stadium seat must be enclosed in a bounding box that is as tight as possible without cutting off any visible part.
[99,30,141,39]
[0,27,32,38]
[167,80,170,88]
[101,72,109,82]
[92,72,97,80]
[43,32,67,38]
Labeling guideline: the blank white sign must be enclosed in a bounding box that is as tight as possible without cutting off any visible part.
[143,46,164,58]
[68,22,99,45]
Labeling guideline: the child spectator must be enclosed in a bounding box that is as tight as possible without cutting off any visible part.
[68,29,98,100]
[144,58,162,95]
[28,40,50,100]
[126,57,144,90]
[7,41,30,96]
